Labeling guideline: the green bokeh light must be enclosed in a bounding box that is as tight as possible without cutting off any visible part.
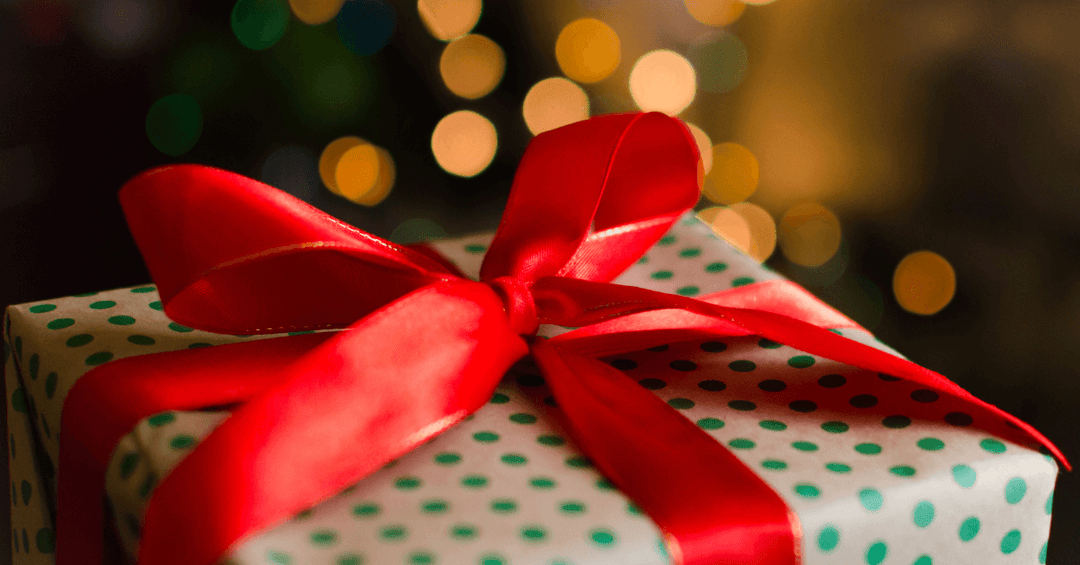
[145,94,203,156]
[231,0,290,50]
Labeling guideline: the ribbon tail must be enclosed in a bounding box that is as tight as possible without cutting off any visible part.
[136,281,528,565]
[531,340,799,565]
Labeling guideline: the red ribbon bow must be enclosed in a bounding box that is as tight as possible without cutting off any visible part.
[57,113,1065,565]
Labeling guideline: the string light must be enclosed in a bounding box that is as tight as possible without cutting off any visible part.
[145,94,203,156]
[629,50,696,116]
[683,0,746,27]
[893,251,956,315]
[709,207,753,256]
[685,123,713,174]
[702,142,758,204]
[318,137,395,205]
[418,0,481,41]
[522,77,590,136]
[288,0,346,24]
[440,34,505,100]
[431,110,498,177]
[729,202,776,262]
[319,136,366,195]
[778,202,842,267]
[555,18,621,84]
[80,0,161,55]
[231,0,289,50]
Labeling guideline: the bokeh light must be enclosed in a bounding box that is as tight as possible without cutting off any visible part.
[522,77,590,136]
[289,0,346,25]
[686,123,713,174]
[337,0,396,56]
[741,0,776,5]
[260,145,320,202]
[893,251,956,315]
[145,94,203,156]
[319,136,365,195]
[555,18,621,84]
[335,143,395,206]
[701,142,759,204]
[78,0,160,56]
[629,50,696,116]
[708,207,753,256]
[778,202,842,267]
[439,34,505,99]
[689,32,748,93]
[418,0,481,41]
[431,110,498,177]
[683,0,746,27]
[231,0,289,50]
[391,218,448,244]
[729,202,776,263]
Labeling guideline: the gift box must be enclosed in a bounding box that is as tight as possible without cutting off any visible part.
[4,114,1063,565]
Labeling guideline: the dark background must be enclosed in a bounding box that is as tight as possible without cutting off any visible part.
[2,0,1078,562]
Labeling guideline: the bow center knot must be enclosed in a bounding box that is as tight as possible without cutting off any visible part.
[489,276,539,336]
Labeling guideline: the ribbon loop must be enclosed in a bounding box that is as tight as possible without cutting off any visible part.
[489,276,540,336]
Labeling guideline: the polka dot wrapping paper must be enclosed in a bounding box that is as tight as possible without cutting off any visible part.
[4,215,1058,565]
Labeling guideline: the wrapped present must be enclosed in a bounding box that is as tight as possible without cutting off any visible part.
[4,113,1064,565]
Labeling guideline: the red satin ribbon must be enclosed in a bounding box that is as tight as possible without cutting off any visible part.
[56,113,1067,565]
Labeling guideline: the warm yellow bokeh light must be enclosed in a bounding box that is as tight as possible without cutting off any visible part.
[289,0,346,24]
[684,0,747,26]
[440,34,505,100]
[778,202,842,267]
[333,143,395,206]
[893,251,956,315]
[522,77,590,136]
[629,50,696,116]
[431,110,498,177]
[710,207,753,256]
[418,0,481,41]
[319,136,367,195]
[730,202,776,263]
[686,123,713,174]
[702,142,758,204]
[741,0,776,5]
[555,18,621,84]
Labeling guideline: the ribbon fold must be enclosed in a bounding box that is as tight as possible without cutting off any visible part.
[57,112,1066,565]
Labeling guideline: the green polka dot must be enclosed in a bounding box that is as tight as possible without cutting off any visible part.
[464,244,487,254]
[34,528,54,553]
[267,550,292,564]
[855,443,882,455]
[407,550,435,563]
[131,286,156,293]
[520,525,548,542]
[501,453,527,466]
[650,270,674,280]
[596,478,615,491]
[728,438,755,449]
[792,441,818,452]
[1040,542,1048,564]
[461,475,488,489]
[127,335,156,345]
[66,334,94,347]
[958,516,980,541]
[912,555,932,565]
[794,484,821,499]
[489,393,509,404]
[757,338,782,349]
[352,503,380,517]
[559,501,586,514]
[952,465,976,488]
[45,372,57,399]
[29,304,56,313]
[138,474,156,498]
[865,541,888,565]
[20,480,31,505]
[421,499,449,514]
[473,431,499,443]
[169,434,196,449]
[28,354,39,379]
[728,360,756,372]
[589,528,616,547]
[10,388,27,413]
[85,351,114,365]
[537,435,565,446]
[47,318,75,330]
[450,523,478,539]
[1005,477,1027,504]
[705,261,728,273]
[826,462,852,473]
[509,413,537,424]
[149,301,163,311]
[817,525,839,552]
[627,502,643,516]
[492,499,518,513]
[731,277,755,287]
[668,397,695,409]
[999,529,1021,554]
[980,438,1006,454]
[108,315,136,326]
[658,235,676,245]
[530,477,556,489]
[761,459,788,470]
[395,476,421,490]
[917,437,944,451]
[696,417,724,430]
[759,419,787,431]
[676,285,700,296]
[913,500,935,528]
[379,525,408,542]
[679,247,701,258]
[434,452,462,466]
[882,415,912,428]
[890,465,916,477]
[337,555,362,565]
[89,300,116,310]
[479,554,505,565]
[1046,492,1053,515]
[310,530,337,545]
[821,421,849,433]
[859,488,883,511]
[119,452,140,479]
[728,400,756,411]
[147,412,175,427]
[566,456,592,468]
[787,355,815,368]
[168,322,193,333]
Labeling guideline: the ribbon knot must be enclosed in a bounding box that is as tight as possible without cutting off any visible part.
[488,276,539,336]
